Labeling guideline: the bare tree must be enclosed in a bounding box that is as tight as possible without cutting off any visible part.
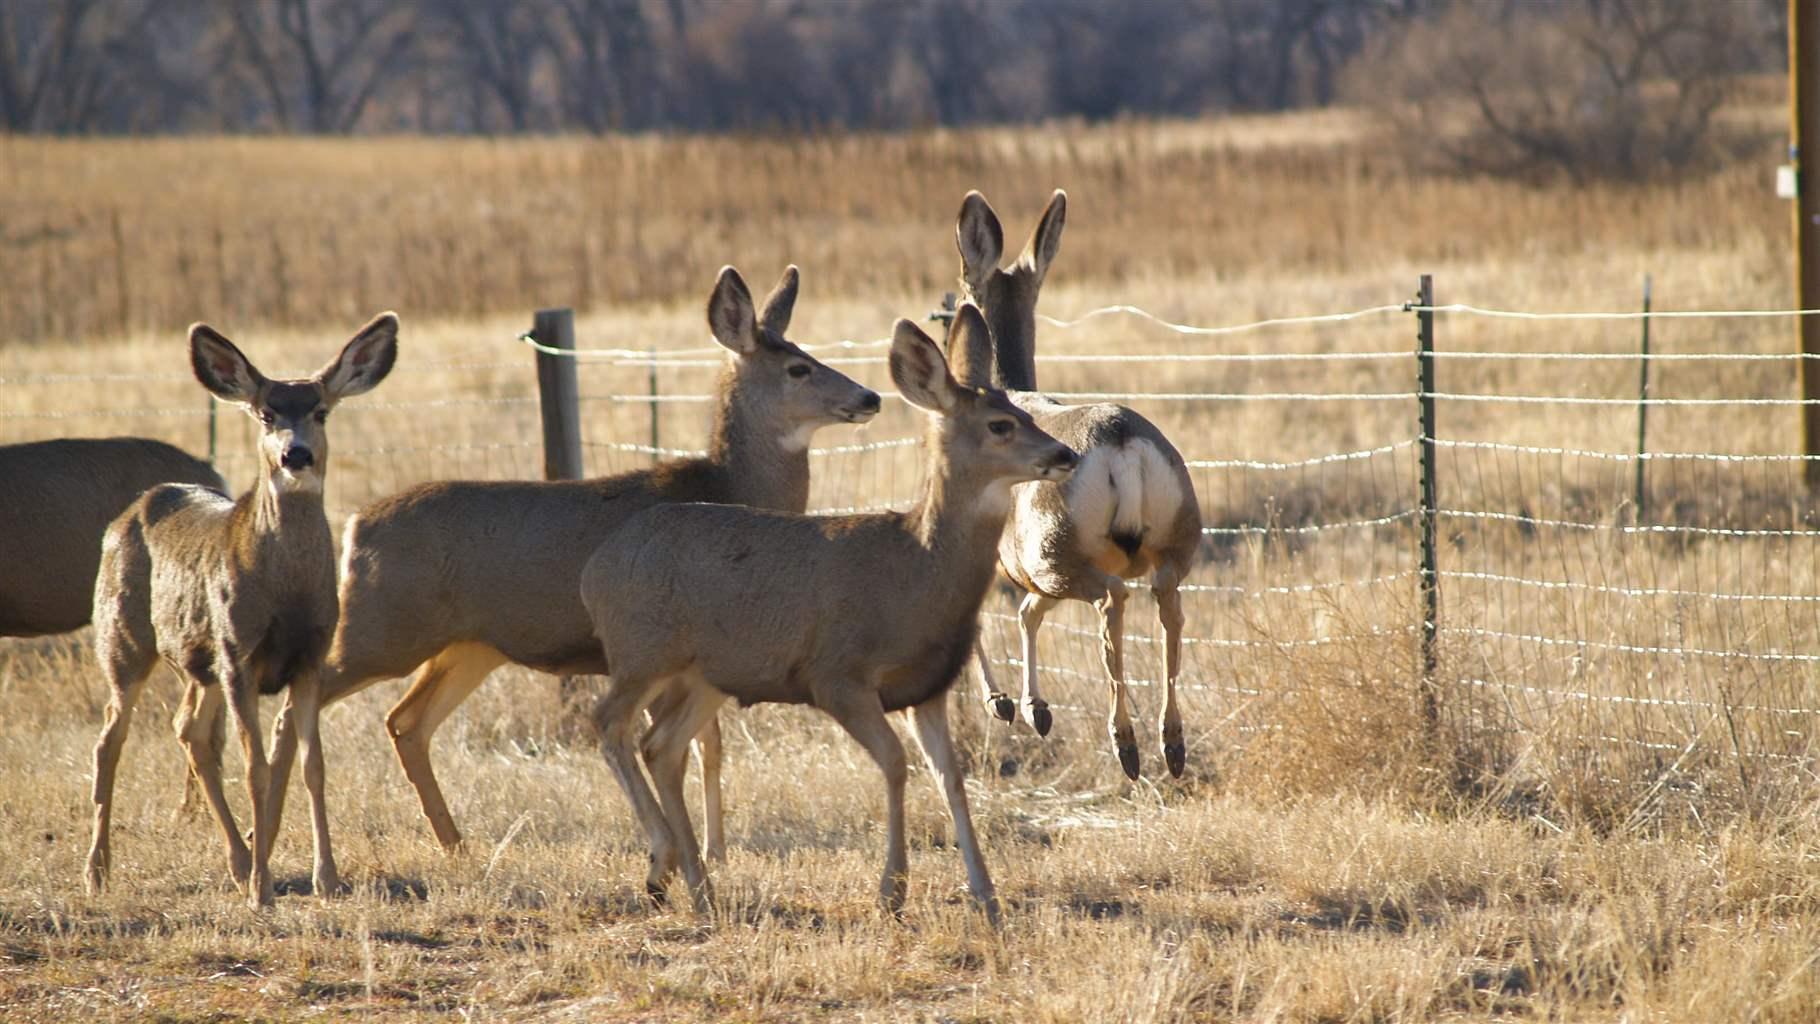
[1351,0,1768,182]
[421,0,553,132]
[221,0,414,133]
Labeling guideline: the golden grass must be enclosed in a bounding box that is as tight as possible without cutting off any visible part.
[6,107,1820,1020]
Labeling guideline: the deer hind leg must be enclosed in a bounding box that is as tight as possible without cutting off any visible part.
[1080,572,1138,779]
[384,642,508,851]
[692,712,727,863]
[172,678,252,888]
[593,670,679,908]
[86,649,155,894]
[641,673,726,916]
[1017,592,1058,736]
[1153,563,1188,779]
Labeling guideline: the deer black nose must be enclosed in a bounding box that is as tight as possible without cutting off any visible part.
[281,446,314,471]
[856,391,881,414]
[1048,447,1079,471]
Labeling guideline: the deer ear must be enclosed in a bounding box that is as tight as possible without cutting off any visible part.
[956,190,1003,295]
[1019,189,1066,285]
[317,311,399,404]
[890,318,959,413]
[758,264,799,336]
[944,302,994,389]
[707,266,758,355]
[190,324,265,405]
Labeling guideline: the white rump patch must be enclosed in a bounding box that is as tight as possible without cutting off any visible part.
[1064,439,1183,553]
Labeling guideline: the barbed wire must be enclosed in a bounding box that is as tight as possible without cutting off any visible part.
[1433,439,1819,463]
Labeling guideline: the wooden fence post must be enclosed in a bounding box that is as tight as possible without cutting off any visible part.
[532,308,584,482]
[530,307,591,734]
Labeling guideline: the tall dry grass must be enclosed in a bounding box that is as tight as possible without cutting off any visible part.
[5,107,1820,1020]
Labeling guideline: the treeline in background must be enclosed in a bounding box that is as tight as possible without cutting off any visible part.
[0,0,1793,180]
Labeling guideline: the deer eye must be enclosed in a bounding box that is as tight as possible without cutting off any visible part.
[787,364,811,380]
[313,409,329,424]
[988,419,1014,437]
[258,410,276,427]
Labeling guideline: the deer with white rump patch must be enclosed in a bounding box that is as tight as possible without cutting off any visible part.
[954,190,1202,779]
[582,304,1077,925]
[258,266,878,859]
[86,314,398,907]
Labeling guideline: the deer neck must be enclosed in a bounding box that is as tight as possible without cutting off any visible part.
[904,439,1012,576]
[983,300,1039,393]
[231,467,330,571]
[705,377,812,513]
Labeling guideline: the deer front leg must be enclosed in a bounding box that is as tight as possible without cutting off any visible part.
[224,675,274,908]
[974,637,1016,724]
[1017,592,1057,736]
[642,676,725,916]
[821,687,909,917]
[593,673,678,907]
[909,691,1001,927]
[262,690,299,840]
[1154,568,1188,779]
[173,680,252,888]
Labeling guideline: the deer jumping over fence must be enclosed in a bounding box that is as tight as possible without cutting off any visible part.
[85,313,398,907]
[259,266,879,858]
[954,190,1203,780]
[582,305,1077,925]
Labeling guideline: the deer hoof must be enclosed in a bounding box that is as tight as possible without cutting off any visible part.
[988,693,1016,723]
[1117,742,1141,781]
[1164,741,1186,778]
[1027,700,1053,737]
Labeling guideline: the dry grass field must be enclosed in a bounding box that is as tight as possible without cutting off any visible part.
[7,105,1820,1021]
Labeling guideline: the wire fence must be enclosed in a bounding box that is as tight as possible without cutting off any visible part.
[7,285,1820,798]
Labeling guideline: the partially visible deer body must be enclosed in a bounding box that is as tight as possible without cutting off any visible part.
[1,438,225,638]
[583,306,1077,925]
[261,266,879,857]
[86,314,398,907]
[954,190,1202,780]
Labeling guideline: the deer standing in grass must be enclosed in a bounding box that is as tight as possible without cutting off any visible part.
[86,314,398,907]
[260,266,879,858]
[954,190,1202,779]
[583,305,1077,925]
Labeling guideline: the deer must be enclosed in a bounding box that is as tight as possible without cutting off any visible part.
[951,190,1202,781]
[1,438,233,822]
[258,266,880,860]
[582,304,1078,926]
[2,437,226,639]
[85,313,399,908]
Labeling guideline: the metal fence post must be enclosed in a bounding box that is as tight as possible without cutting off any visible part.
[532,308,584,481]
[648,347,660,464]
[1416,274,1440,727]
[1635,274,1652,523]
